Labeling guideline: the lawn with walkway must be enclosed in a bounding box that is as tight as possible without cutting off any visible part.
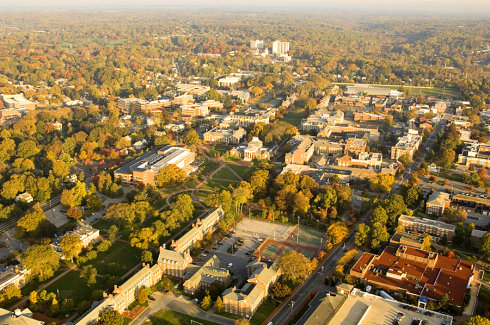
[228,164,253,179]
[148,309,221,325]
[250,297,277,325]
[45,269,106,302]
[91,241,141,278]
[213,167,240,181]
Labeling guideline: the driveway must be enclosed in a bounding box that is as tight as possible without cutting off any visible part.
[131,292,235,325]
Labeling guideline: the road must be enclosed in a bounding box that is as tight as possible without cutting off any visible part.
[269,120,447,325]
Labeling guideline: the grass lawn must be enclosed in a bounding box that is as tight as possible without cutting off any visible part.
[484,272,490,283]
[185,179,198,189]
[148,309,220,325]
[476,285,490,317]
[46,269,106,302]
[215,310,242,320]
[250,297,277,325]
[91,241,141,278]
[434,170,463,183]
[202,179,235,192]
[279,110,305,127]
[92,218,116,233]
[213,167,240,181]
[228,164,253,179]
[201,160,220,176]
[21,269,65,296]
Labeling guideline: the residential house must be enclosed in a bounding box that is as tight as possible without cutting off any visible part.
[425,191,451,216]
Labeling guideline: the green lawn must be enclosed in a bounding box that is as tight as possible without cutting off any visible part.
[279,110,305,127]
[250,298,277,325]
[228,164,253,179]
[21,269,65,296]
[201,160,220,176]
[46,269,106,302]
[213,167,240,181]
[148,309,220,325]
[476,285,490,318]
[202,179,235,192]
[91,241,141,277]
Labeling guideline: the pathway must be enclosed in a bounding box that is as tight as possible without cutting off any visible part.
[131,292,235,325]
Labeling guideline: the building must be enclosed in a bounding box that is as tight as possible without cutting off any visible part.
[181,103,209,118]
[285,135,315,165]
[176,83,210,96]
[389,231,425,249]
[345,85,403,98]
[301,109,344,132]
[114,145,196,185]
[172,94,194,106]
[344,137,367,155]
[0,308,43,325]
[425,191,451,216]
[296,286,453,325]
[349,245,474,307]
[0,109,21,125]
[457,142,490,168]
[218,76,241,88]
[171,208,224,253]
[336,152,382,170]
[249,40,264,49]
[226,108,277,126]
[470,229,487,247]
[229,137,278,161]
[272,40,289,55]
[0,266,30,291]
[0,94,35,110]
[183,255,231,295]
[451,193,490,215]
[75,263,163,325]
[353,111,386,122]
[15,192,33,203]
[203,126,246,144]
[390,133,422,160]
[71,225,100,248]
[158,245,193,278]
[222,259,281,318]
[398,215,455,242]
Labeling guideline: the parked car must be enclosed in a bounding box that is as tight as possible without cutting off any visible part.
[227,263,233,269]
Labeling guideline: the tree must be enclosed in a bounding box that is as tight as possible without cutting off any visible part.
[86,194,103,211]
[137,286,150,304]
[479,233,490,261]
[215,296,225,313]
[29,291,38,305]
[398,154,411,167]
[250,169,269,198]
[98,309,124,325]
[293,191,310,216]
[279,251,315,282]
[370,174,394,193]
[17,205,46,235]
[130,227,159,249]
[370,206,389,225]
[61,189,75,208]
[156,164,186,187]
[478,168,488,182]
[108,225,119,242]
[355,224,370,247]
[80,265,97,286]
[201,294,212,310]
[459,316,490,325]
[59,233,82,261]
[370,222,389,250]
[235,320,250,325]
[422,234,433,251]
[184,129,200,145]
[67,207,83,220]
[141,250,153,263]
[17,140,39,158]
[327,222,348,245]
[21,244,60,281]
[270,282,291,299]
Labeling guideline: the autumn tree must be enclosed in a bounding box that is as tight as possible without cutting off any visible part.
[270,282,291,299]
[137,286,150,304]
[279,251,315,282]
[327,222,348,245]
[370,222,389,250]
[156,164,186,187]
[201,294,212,311]
[80,265,97,286]
[422,234,432,251]
[98,309,124,325]
[66,207,83,220]
[355,224,370,247]
[21,244,60,281]
[370,174,394,193]
[215,296,225,313]
[17,205,46,235]
[184,129,200,146]
[59,233,82,261]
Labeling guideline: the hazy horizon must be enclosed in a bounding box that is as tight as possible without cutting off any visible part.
[1,0,489,16]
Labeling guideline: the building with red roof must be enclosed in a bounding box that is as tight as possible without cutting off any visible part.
[349,245,474,307]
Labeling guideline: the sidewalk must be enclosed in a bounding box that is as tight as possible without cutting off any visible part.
[131,292,235,325]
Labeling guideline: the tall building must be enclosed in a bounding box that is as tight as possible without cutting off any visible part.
[249,40,264,49]
[272,40,289,55]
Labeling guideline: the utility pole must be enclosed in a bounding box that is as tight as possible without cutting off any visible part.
[297,216,300,244]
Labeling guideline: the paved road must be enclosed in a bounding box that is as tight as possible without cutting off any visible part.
[132,292,235,325]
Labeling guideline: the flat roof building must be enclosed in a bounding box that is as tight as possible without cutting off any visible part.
[0,94,35,110]
[398,214,456,242]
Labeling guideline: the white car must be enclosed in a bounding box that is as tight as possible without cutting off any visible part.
[226,263,233,269]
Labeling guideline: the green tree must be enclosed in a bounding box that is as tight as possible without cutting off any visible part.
[59,233,82,261]
[17,205,46,235]
[141,250,153,263]
[98,309,124,325]
[21,244,60,281]
[184,129,200,145]
[479,233,490,261]
[355,224,370,247]
[17,140,39,158]
[80,265,97,286]
[86,194,103,211]
[370,206,389,225]
[370,222,389,250]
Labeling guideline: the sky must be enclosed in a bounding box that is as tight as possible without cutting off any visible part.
[1,0,489,15]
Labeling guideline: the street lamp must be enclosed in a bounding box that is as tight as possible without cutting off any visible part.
[297,216,300,244]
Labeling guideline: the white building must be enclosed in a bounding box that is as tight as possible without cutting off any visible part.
[272,40,289,55]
